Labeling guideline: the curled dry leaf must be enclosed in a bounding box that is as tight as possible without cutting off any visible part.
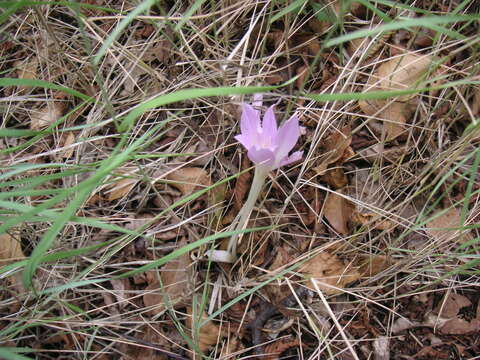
[359,53,432,141]
[425,207,473,244]
[165,167,211,196]
[233,156,252,211]
[30,102,65,130]
[263,337,300,360]
[186,304,224,355]
[143,240,191,316]
[324,191,355,235]
[299,251,361,295]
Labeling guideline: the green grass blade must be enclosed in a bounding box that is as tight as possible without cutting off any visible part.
[0,78,93,101]
[119,82,296,131]
[325,15,479,48]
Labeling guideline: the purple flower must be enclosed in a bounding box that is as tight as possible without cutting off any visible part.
[235,103,303,170]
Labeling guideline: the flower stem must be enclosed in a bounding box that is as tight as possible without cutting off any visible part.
[227,165,269,258]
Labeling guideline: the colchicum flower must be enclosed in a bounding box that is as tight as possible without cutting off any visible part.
[235,104,303,171]
[207,101,303,263]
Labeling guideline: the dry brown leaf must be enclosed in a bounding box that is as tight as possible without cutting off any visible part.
[376,54,432,99]
[186,305,224,355]
[299,251,360,295]
[439,318,480,335]
[357,143,410,163]
[381,101,410,140]
[348,27,392,58]
[56,131,76,160]
[143,241,191,316]
[15,58,38,93]
[105,177,138,201]
[30,102,65,130]
[359,53,432,141]
[472,86,480,116]
[324,191,355,234]
[119,324,172,360]
[0,233,26,293]
[352,211,396,231]
[322,167,348,189]
[314,126,352,175]
[165,167,211,196]
[263,337,300,360]
[0,233,25,264]
[425,207,473,244]
[233,156,252,211]
[357,255,391,278]
[433,293,471,318]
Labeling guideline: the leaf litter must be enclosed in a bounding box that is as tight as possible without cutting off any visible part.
[2,0,480,359]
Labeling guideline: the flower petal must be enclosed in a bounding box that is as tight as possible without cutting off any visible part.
[262,105,277,136]
[241,103,260,137]
[234,134,252,149]
[279,150,303,168]
[247,147,276,168]
[274,115,300,159]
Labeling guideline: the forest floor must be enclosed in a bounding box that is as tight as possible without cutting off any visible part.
[0,1,479,359]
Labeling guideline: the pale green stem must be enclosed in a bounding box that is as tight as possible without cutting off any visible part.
[227,165,269,258]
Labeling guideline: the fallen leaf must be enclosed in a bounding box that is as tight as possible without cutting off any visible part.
[322,167,348,189]
[357,143,410,163]
[56,131,76,159]
[165,167,211,196]
[299,251,361,295]
[324,191,355,234]
[263,337,300,360]
[433,293,471,318]
[143,240,191,316]
[14,58,38,94]
[233,156,252,211]
[348,26,393,58]
[0,233,24,264]
[472,86,480,116]
[186,304,224,355]
[0,233,26,293]
[373,336,390,360]
[119,324,172,360]
[105,177,138,201]
[439,318,480,335]
[317,126,352,173]
[376,53,432,100]
[352,211,396,231]
[357,255,391,278]
[30,102,65,130]
[391,317,417,334]
[425,207,473,244]
[359,53,432,140]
